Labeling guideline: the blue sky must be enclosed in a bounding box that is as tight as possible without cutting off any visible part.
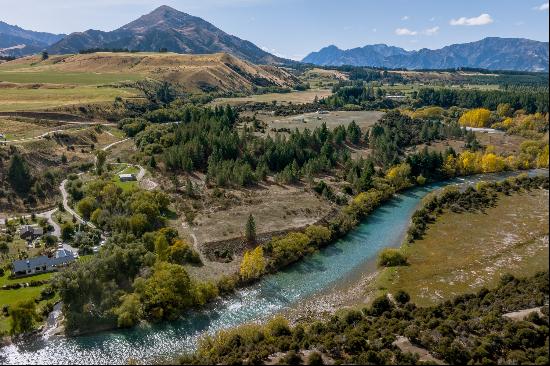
[1,0,548,60]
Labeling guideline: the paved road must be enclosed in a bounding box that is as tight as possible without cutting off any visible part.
[101,137,130,151]
[36,208,61,237]
[59,176,96,230]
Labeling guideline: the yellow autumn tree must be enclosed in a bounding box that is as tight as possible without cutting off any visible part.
[386,163,412,190]
[443,154,457,177]
[459,108,492,128]
[537,144,549,168]
[481,153,506,173]
[240,246,266,281]
[496,103,513,118]
[457,151,482,175]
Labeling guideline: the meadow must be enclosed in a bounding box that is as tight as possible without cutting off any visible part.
[379,188,549,306]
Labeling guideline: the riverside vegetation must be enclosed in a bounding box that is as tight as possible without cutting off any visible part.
[180,271,549,365]
[0,63,548,362]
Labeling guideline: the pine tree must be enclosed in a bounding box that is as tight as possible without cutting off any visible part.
[8,154,32,195]
[245,214,256,243]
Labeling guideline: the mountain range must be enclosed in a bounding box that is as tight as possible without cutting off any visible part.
[0,21,64,57]
[302,38,550,72]
[1,6,548,72]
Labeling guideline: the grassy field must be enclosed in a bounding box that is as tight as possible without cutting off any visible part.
[0,85,136,112]
[0,70,142,85]
[411,131,527,158]
[0,117,72,140]
[251,110,383,136]
[379,189,549,307]
[211,88,332,107]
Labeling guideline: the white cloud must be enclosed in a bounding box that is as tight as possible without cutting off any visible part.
[450,13,493,26]
[533,2,549,11]
[372,28,377,33]
[423,26,439,36]
[395,28,417,36]
[396,26,439,37]
[429,17,436,22]
[401,15,409,21]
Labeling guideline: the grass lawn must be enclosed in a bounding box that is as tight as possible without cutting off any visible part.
[378,188,549,307]
[111,165,139,192]
[0,271,54,333]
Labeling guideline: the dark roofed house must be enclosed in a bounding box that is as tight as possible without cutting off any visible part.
[11,249,75,277]
[20,225,44,240]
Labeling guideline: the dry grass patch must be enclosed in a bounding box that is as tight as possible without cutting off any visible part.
[190,182,334,245]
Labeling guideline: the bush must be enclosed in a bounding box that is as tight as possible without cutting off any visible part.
[369,295,393,316]
[377,248,407,267]
[281,350,302,365]
[394,290,411,304]
[307,351,324,365]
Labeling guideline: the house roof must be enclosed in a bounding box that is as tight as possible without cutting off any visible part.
[119,173,136,179]
[12,256,50,273]
[20,225,44,235]
[12,250,75,273]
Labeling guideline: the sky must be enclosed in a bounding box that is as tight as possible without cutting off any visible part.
[0,0,548,60]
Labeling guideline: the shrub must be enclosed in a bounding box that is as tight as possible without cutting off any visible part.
[394,290,411,304]
[307,351,324,365]
[377,248,407,267]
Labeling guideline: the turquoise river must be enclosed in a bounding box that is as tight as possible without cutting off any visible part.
[1,170,547,364]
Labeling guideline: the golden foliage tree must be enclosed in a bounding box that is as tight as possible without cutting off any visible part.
[459,108,492,128]
[386,163,412,190]
[240,246,266,281]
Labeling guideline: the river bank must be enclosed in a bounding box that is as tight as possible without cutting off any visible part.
[1,169,547,365]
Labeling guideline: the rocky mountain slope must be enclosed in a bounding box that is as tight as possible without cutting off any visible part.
[47,5,283,64]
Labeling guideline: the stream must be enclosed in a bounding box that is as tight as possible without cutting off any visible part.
[1,169,547,365]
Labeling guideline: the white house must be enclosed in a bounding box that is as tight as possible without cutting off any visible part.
[119,173,137,182]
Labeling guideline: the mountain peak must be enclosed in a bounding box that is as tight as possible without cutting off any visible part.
[46,6,284,64]
[148,5,187,17]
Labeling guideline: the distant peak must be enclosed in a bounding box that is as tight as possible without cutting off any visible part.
[152,5,177,12]
[149,5,184,16]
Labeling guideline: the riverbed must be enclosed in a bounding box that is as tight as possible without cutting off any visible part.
[1,169,547,365]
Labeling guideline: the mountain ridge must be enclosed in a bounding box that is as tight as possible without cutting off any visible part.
[47,5,284,64]
[0,21,64,57]
[303,37,550,72]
